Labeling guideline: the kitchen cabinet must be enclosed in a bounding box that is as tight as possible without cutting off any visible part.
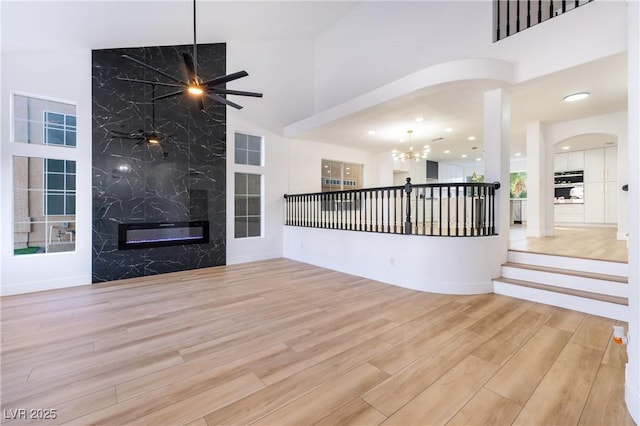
[554,203,585,223]
[583,147,618,223]
[605,181,618,223]
[554,151,584,172]
[584,183,604,223]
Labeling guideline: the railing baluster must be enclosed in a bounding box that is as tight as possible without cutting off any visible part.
[283,182,499,237]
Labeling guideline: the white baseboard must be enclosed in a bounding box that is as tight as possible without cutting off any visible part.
[1,274,91,296]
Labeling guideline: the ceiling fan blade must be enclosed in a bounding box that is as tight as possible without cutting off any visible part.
[122,54,187,85]
[111,134,145,140]
[203,71,249,87]
[213,88,263,98]
[182,52,198,83]
[153,89,185,101]
[116,77,182,88]
[205,92,243,110]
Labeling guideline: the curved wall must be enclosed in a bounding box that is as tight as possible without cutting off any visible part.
[283,226,501,295]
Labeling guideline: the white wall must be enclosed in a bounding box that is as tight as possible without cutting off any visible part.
[227,39,316,133]
[284,227,501,295]
[226,113,289,265]
[287,139,379,194]
[313,1,627,111]
[1,50,93,295]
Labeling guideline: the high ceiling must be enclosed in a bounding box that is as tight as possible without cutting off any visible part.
[1,1,628,167]
[292,52,627,166]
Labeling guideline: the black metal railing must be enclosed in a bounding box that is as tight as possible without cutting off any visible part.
[284,178,501,237]
[495,0,594,41]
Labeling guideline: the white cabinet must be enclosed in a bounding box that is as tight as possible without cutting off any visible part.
[605,146,618,182]
[554,204,585,223]
[583,147,618,224]
[584,148,605,182]
[605,181,618,223]
[584,183,604,223]
[554,151,584,172]
[554,153,567,172]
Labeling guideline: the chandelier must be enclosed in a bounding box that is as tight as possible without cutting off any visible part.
[392,130,428,162]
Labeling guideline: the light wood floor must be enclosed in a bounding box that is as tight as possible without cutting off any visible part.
[509,225,628,263]
[1,258,634,426]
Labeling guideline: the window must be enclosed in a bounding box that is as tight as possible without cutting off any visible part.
[321,160,363,192]
[44,159,76,215]
[12,94,77,255]
[13,95,77,147]
[44,112,77,147]
[235,132,262,166]
[234,173,261,238]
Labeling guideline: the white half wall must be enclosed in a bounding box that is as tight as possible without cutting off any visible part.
[283,226,501,295]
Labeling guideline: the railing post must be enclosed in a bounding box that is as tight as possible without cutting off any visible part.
[404,177,412,234]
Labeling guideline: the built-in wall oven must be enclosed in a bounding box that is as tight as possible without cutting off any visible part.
[554,170,584,204]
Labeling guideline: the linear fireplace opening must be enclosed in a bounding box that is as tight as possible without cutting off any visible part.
[118,221,209,250]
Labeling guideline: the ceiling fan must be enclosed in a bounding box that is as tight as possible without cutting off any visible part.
[109,84,170,158]
[117,0,262,110]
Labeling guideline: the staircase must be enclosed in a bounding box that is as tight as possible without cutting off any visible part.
[493,250,629,321]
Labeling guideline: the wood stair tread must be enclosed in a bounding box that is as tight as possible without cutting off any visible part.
[494,277,628,306]
[502,262,628,283]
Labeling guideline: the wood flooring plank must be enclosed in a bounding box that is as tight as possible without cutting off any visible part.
[203,337,392,426]
[374,300,472,347]
[446,388,522,426]
[314,398,387,426]
[578,364,636,426]
[368,313,479,375]
[570,314,615,351]
[381,355,500,425]
[485,325,572,406]
[472,308,551,366]
[251,363,388,426]
[116,342,289,402]
[545,307,586,332]
[362,329,489,417]
[466,297,533,337]
[121,373,264,426]
[512,342,603,425]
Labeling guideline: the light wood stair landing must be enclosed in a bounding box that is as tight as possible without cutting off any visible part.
[494,250,629,321]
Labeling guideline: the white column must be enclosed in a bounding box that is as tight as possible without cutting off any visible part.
[525,122,554,237]
[526,122,544,237]
[625,1,640,423]
[483,88,510,252]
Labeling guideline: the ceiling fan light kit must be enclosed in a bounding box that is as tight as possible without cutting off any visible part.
[118,0,262,111]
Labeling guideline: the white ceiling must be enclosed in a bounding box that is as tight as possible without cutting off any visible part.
[293,52,628,166]
[2,1,628,167]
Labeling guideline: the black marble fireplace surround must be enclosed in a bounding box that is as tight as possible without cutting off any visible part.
[92,44,226,282]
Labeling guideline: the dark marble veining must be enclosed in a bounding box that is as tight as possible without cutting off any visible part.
[92,44,226,283]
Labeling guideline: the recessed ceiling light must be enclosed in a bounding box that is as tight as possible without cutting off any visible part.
[476,158,482,162]
[515,152,522,157]
[399,138,405,143]
[445,128,453,133]
[564,92,590,102]
[444,150,451,154]
[415,117,424,122]
[368,130,376,135]
[424,145,430,149]
[461,154,467,158]
[468,136,476,141]
[562,146,570,150]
